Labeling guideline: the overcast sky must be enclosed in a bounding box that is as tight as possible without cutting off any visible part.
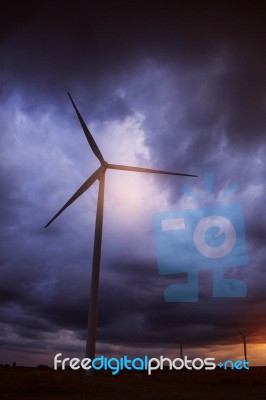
[0,1,265,366]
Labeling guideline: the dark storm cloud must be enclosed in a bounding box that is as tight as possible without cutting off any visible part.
[0,1,265,365]
[1,1,265,136]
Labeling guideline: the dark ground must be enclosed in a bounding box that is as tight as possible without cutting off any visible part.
[1,366,266,400]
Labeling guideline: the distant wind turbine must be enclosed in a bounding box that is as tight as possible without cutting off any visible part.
[171,337,184,359]
[234,328,259,363]
[45,93,197,372]
[176,340,184,360]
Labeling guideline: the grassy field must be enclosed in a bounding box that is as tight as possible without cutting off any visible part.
[1,366,266,400]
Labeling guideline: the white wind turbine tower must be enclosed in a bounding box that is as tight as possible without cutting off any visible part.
[45,93,197,372]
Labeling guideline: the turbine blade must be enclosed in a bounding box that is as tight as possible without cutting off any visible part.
[44,167,102,228]
[234,327,244,337]
[246,328,259,337]
[108,163,197,177]
[68,92,105,164]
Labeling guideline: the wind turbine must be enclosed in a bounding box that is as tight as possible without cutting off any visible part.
[176,340,184,360]
[45,92,197,371]
[171,337,184,359]
[234,328,259,363]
